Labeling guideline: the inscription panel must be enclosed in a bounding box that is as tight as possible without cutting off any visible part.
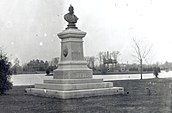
[71,51,83,60]
[54,70,92,79]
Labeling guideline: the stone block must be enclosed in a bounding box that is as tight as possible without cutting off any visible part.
[54,69,92,79]
[35,82,113,91]
[26,87,124,99]
[44,79,103,84]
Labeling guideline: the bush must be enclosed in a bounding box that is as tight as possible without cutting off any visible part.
[46,68,50,75]
[0,53,12,95]
[100,65,108,74]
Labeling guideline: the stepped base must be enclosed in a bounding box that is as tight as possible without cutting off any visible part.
[25,78,124,99]
[44,78,103,84]
[35,82,113,91]
[26,87,124,99]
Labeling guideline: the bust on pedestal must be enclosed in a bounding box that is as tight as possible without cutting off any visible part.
[54,5,92,79]
[26,5,124,99]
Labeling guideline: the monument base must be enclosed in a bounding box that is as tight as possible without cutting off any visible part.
[25,79,124,99]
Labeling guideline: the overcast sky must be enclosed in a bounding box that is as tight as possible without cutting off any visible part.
[0,0,172,65]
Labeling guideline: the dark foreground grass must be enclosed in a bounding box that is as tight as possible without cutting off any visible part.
[1,78,172,113]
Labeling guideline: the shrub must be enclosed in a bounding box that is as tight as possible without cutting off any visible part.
[46,68,50,75]
[0,52,12,95]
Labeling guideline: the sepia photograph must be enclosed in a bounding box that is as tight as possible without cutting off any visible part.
[0,0,172,112]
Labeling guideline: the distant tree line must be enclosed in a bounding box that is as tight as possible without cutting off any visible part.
[22,59,49,72]
[11,58,59,75]
[128,66,160,72]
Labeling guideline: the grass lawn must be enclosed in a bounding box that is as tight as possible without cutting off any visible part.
[0,78,172,113]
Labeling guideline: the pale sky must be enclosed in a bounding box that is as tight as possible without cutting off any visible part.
[0,0,172,65]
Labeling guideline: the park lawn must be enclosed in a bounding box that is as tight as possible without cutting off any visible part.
[0,78,172,113]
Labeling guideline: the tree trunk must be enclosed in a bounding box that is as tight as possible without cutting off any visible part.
[140,59,143,79]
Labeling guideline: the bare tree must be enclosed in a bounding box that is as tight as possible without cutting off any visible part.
[132,38,152,79]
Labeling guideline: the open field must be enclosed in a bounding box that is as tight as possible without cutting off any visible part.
[1,78,172,113]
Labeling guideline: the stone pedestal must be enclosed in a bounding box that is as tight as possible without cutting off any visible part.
[25,28,124,99]
[53,29,92,79]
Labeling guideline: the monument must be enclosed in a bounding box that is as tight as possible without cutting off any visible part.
[26,5,124,99]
